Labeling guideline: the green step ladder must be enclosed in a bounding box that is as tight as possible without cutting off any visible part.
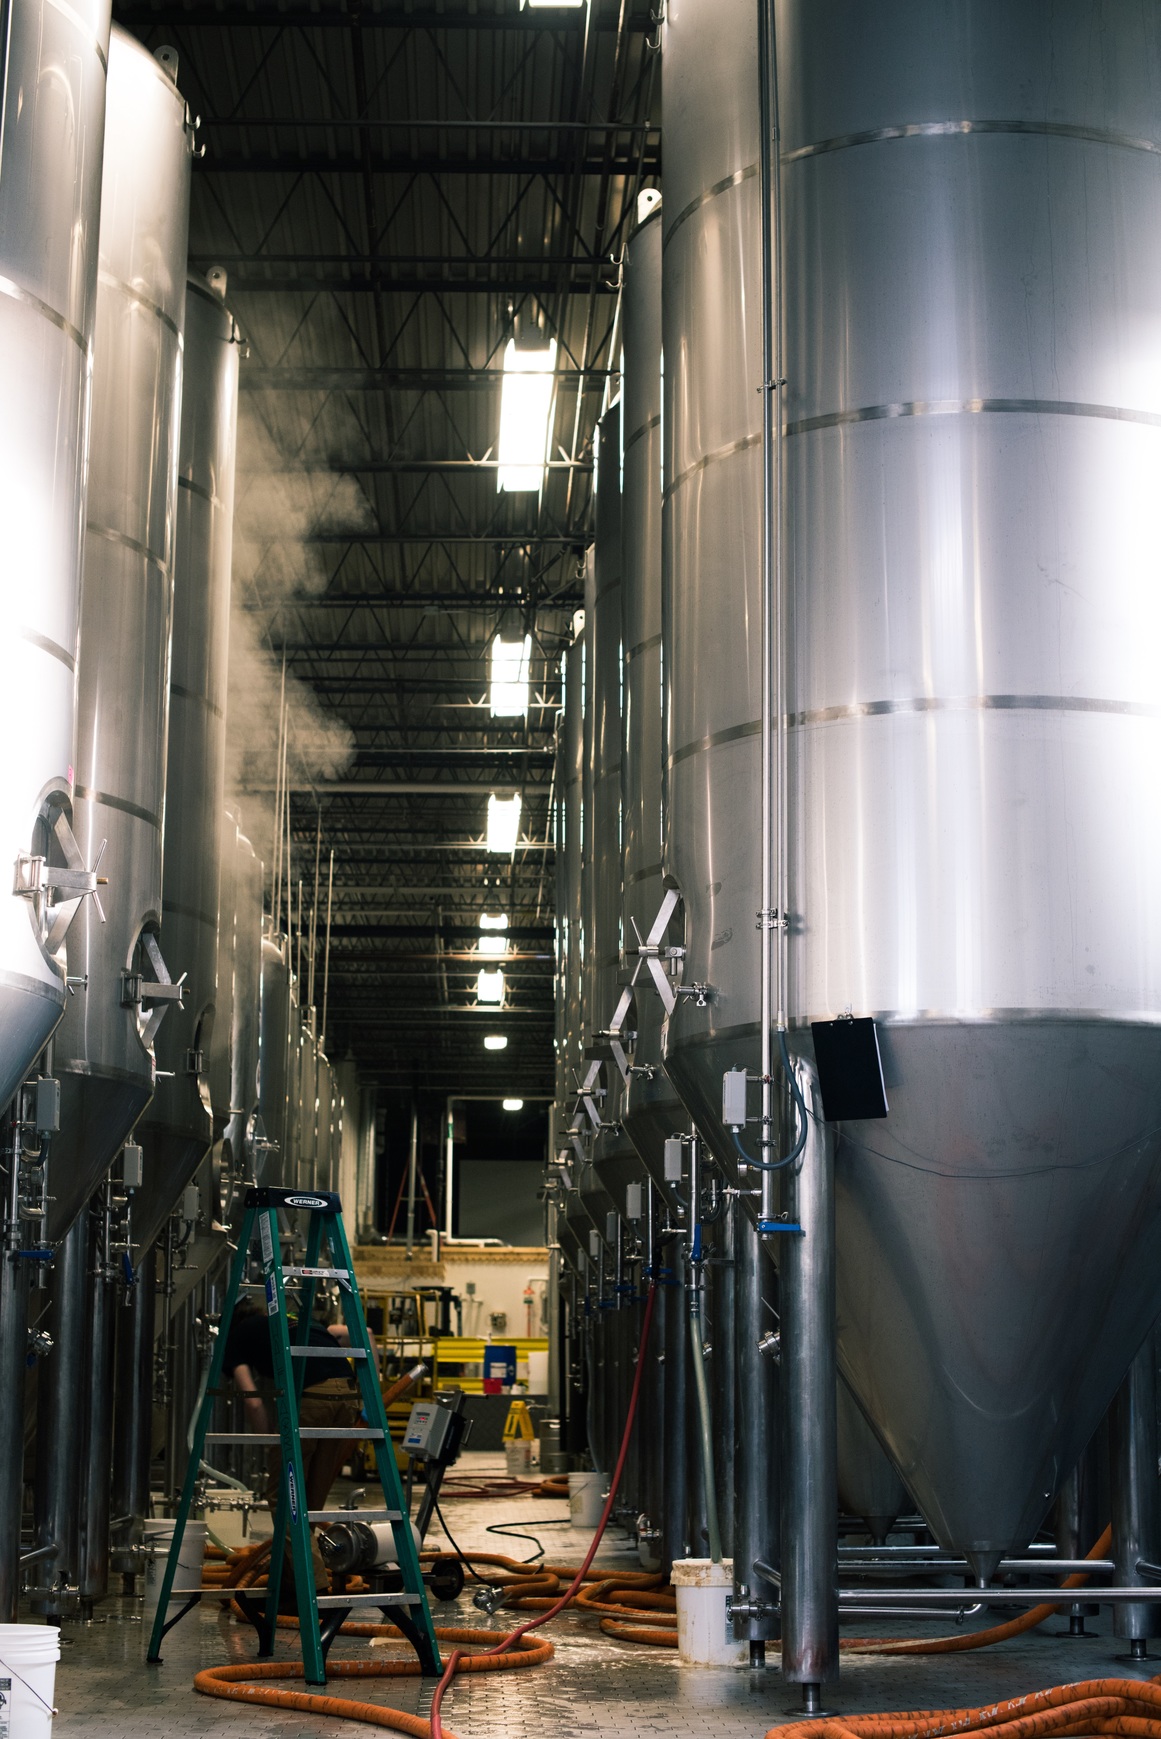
[145,1186,441,1684]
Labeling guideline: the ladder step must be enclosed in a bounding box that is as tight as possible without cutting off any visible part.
[314,1592,424,1608]
[288,1345,366,1359]
[308,1509,402,1523]
[284,1266,350,1280]
[205,1430,386,1444]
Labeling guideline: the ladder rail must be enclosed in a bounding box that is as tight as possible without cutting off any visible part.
[330,1210,442,1675]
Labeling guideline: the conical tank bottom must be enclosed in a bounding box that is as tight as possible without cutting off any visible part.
[134,1121,214,1257]
[837,1373,910,1545]
[822,1019,1161,1563]
[46,1069,153,1243]
[577,1161,617,1240]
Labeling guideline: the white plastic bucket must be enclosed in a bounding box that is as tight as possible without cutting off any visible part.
[568,1471,605,1528]
[142,1519,207,1625]
[672,1558,746,1666]
[505,1439,533,1477]
[0,1622,60,1739]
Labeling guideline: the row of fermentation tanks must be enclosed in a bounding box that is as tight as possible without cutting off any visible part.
[548,0,1161,1696]
[0,6,371,1619]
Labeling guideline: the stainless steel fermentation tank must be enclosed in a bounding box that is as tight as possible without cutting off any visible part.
[48,27,192,1244]
[783,0,1161,1574]
[665,0,1161,1572]
[0,0,112,1107]
[136,272,239,1255]
[0,0,111,1624]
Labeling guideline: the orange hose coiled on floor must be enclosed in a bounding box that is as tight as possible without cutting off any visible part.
[763,1675,1161,1739]
[195,1628,552,1739]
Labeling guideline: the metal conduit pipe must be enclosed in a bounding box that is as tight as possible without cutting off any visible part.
[33,1215,89,1616]
[1110,1327,1161,1652]
[733,1215,779,1654]
[78,1193,117,1613]
[0,1132,31,1620]
[686,1138,722,1564]
[661,1251,688,1570]
[778,1063,838,1700]
[111,1245,156,1587]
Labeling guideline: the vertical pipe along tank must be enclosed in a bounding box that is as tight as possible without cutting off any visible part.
[135,270,239,1256]
[618,192,687,1191]
[0,0,111,1109]
[780,0,1161,1574]
[47,27,193,1243]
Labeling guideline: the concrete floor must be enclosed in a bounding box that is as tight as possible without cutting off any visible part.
[36,1455,1161,1739]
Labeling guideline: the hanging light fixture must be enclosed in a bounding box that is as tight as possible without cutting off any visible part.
[497,338,557,492]
[489,634,532,716]
[486,793,521,854]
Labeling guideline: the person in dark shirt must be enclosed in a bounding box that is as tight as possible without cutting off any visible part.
[221,1298,366,1596]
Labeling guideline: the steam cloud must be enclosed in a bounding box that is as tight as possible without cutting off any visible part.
[225,408,368,861]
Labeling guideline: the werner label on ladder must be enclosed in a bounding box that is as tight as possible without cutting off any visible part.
[145,1187,442,1685]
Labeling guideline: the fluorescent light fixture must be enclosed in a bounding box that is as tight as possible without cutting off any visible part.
[484,1034,508,1051]
[476,968,505,1005]
[503,1098,525,1111]
[489,633,532,716]
[523,2,583,8]
[497,338,557,492]
[486,792,521,854]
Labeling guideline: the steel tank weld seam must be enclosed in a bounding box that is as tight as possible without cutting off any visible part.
[97,268,185,341]
[790,694,1161,727]
[44,0,108,63]
[662,431,763,504]
[83,521,171,575]
[785,396,1161,436]
[71,785,162,829]
[0,273,86,350]
[662,161,758,249]
[782,115,1161,164]
[18,628,75,670]
[623,413,661,456]
[169,681,225,718]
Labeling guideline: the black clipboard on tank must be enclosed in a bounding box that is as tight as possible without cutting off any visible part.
[810,1016,889,1122]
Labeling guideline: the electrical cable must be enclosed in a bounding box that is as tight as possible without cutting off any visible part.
[428,1280,658,1739]
[728,1030,807,1172]
[485,1518,573,1561]
[427,1493,490,1586]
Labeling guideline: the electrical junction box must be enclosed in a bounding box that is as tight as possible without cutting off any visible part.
[663,1137,684,1183]
[35,1077,60,1134]
[181,1183,200,1222]
[122,1143,144,1190]
[625,1182,643,1221]
[402,1400,454,1462]
[722,1067,748,1129]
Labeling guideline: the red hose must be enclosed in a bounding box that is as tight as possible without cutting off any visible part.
[428,1280,659,1739]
